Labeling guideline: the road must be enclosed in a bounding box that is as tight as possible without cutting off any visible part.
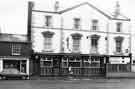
[0,79,135,89]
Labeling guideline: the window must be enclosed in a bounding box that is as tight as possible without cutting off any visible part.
[45,15,52,27]
[71,33,82,53]
[44,37,52,50]
[69,57,81,67]
[11,44,21,55]
[42,31,54,51]
[116,22,122,32]
[91,38,98,48]
[92,20,98,30]
[91,35,100,53]
[62,57,68,68]
[73,39,80,52]
[74,18,80,29]
[116,40,122,53]
[40,57,53,67]
[115,36,123,53]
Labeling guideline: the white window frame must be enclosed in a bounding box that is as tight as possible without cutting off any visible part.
[74,18,81,29]
[72,39,80,52]
[44,37,52,51]
[92,19,98,31]
[11,44,21,55]
[45,15,52,27]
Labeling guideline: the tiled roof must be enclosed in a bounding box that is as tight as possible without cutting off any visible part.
[0,33,28,42]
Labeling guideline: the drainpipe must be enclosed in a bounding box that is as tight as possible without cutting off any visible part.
[27,1,34,42]
[60,16,64,53]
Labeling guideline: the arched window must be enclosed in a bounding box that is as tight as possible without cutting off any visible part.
[90,34,100,53]
[71,33,82,53]
[42,31,54,51]
[114,36,124,53]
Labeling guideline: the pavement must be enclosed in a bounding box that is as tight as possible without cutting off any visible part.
[0,78,135,89]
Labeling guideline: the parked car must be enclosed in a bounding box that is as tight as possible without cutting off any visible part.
[0,68,29,80]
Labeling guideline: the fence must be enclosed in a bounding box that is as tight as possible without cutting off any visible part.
[40,67,105,77]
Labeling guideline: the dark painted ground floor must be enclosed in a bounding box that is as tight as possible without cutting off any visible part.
[0,79,135,89]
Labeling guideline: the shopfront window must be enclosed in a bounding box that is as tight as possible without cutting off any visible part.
[62,57,68,68]
[3,60,27,73]
[40,57,53,67]
[83,57,100,67]
[69,57,81,67]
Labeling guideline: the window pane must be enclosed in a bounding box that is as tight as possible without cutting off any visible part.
[11,44,21,55]
[116,22,122,32]
[116,40,122,52]
[74,18,80,29]
[45,16,52,27]
[73,39,80,52]
[92,20,98,30]
[44,37,52,50]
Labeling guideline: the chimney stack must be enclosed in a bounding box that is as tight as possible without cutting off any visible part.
[113,1,120,18]
[27,1,34,42]
[54,1,59,12]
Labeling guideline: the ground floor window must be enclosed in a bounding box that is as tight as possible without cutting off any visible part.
[3,60,27,73]
[40,57,53,67]
[69,57,81,67]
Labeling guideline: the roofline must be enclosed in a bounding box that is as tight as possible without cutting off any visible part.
[0,33,29,43]
[32,2,130,21]
[0,41,30,43]
[111,18,131,21]
[32,10,60,14]
[59,2,112,19]
[0,33,27,36]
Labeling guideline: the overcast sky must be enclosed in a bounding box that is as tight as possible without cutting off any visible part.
[0,0,134,34]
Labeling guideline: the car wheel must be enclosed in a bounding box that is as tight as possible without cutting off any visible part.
[26,76,30,80]
[0,76,2,80]
[2,76,6,80]
[22,76,26,80]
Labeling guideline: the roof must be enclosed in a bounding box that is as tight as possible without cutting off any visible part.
[0,33,29,43]
[33,2,130,21]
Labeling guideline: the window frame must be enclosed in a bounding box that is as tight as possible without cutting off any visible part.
[43,37,52,51]
[45,15,52,27]
[116,22,122,32]
[11,44,21,55]
[92,19,98,31]
[74,18,81,29]
[72,39,80,53]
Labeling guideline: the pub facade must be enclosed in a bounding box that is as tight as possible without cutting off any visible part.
[28,1,131,77]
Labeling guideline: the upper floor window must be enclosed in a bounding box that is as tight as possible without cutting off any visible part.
[44,37,52,50]
[45,15,52,27]
[92,19,98,30]
[71,33,82,53]
[11,44,21,55]
[74,18,80,29]
[73,39,80,52]
[116,22,122,32]
[115,36,124,53]
[42,31,54,51]
[91,35,100,53]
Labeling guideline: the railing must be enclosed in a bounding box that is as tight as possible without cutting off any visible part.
[40,67,105,77]
[106,64,131,72]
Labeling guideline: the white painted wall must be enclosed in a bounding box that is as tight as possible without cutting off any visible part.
[31,3,131,57]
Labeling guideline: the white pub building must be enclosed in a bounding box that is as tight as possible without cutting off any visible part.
[28,1,132,77]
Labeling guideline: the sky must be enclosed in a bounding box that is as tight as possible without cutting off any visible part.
[0,0,134,34]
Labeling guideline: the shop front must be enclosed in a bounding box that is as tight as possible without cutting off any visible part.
[33,53,107,77]
[0,57,30,75]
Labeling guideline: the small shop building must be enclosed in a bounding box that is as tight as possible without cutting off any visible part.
[0,34,32,75]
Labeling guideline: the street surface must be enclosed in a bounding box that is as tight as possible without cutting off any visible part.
[0,78,135,89]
